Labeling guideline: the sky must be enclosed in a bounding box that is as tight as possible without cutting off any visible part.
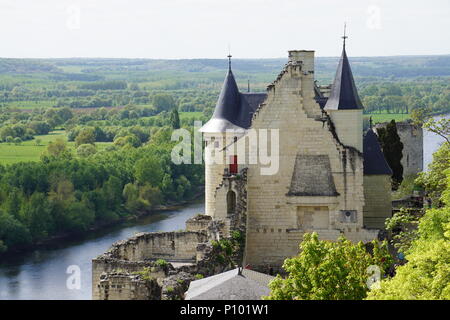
[0,0,449,59]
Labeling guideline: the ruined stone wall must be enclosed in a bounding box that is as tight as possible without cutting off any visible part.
[186,215,212,232]
[363,175,392,229]
[244,50,377,269]
[396,122,423,176]
[374,121,423,176]
[92,259,167,300]
[103,231,207,262]
[92,231,207,299]
[97,273,161,300]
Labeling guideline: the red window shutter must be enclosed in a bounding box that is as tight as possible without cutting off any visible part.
[229,155,238,174]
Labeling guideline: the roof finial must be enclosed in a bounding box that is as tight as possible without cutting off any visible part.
[342,22,348,48]
[227,44,232,71]
[369,116,373,129]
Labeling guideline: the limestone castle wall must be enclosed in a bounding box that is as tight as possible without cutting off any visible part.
[204,133,229,218]
[396,122,423,176]
[243,50,377,270]
[329,110,363,152]
[363,175,392,229]
[204,131,247,220]
[374,121,423,177]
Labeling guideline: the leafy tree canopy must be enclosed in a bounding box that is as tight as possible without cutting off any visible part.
[265,233,392,300]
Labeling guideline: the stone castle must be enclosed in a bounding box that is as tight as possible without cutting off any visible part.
[92,41,399,299]
[200,41,394,269]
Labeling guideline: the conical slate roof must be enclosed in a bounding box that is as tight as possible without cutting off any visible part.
[200,65,266,133]
[211,69,241,122]
[324,46,364,110]
[363,129,393,175]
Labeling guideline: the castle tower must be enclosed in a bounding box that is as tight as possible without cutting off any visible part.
[324,35,364,151]
[200,55,247,218]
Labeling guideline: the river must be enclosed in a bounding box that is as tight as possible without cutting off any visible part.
[423,114,449,170]
[0,202,204,300]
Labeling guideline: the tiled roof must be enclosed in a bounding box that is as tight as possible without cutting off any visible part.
[185,268,274,300]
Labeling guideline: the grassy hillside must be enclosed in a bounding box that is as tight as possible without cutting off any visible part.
[0,130,112,164]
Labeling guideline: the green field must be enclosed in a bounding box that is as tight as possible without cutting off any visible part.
[0,130,112,165]
[3,100,56,110]
[364,113,410,124]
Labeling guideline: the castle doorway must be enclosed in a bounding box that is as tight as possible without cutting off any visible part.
[227,190,236,215]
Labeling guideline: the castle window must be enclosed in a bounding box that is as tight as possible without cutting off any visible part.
[227,190,236,215]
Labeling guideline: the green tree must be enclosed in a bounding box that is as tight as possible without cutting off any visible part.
[169,108,181,129]
[0,211,31,251]
[134,156,164,187]
[3,188,24,221]
[45,138,70,158]
[13,137,22,145]
[100,175,123,213]
[20,192,53,241]
[265,233,392,300]
[76,144,97,158]
[75,127,96,147]
[377,120,404,188]
[416,143,450,206]
[423,117,450,144]
[368,206,450,300]
[122,182,144,212]
[65,199,95,232]
[139,184,162,208]
[113,134,141,148]
[5,136,13,144]
[152,93,176,113]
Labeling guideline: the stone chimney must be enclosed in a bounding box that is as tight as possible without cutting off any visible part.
[288,50,315,73]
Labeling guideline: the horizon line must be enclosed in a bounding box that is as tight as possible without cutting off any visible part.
[0,53,450,60]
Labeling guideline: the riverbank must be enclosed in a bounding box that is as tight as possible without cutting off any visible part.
[0,201,205,300]
[0,189,205,259]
